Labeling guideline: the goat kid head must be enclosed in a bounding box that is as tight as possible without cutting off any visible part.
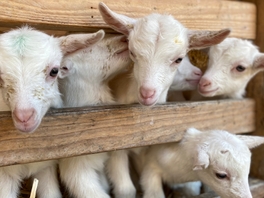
[0,27,104,133]
[170,56,202,91]
[198,38,264,99]
[187,128,264,198]
[99,2,230,106]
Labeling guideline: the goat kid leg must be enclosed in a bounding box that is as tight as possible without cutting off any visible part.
[141,165,165,198]
[107,150,136,198]
[33,163,62,198]
[59,155,110,198]
[0,167,21,198]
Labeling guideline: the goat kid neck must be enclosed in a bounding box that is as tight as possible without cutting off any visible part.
[148,142,199,184]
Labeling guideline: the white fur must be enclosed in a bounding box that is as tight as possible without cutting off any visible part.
[0,27,103,198]
[198,38,264,99]
[0,27,65,198]
[58,31,132,198]
[0,26,63,133]
[99,3,230,198]
[167,56,202,101]
[138,128,264,198]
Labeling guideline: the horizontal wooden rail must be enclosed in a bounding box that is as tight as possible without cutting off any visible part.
[0,0,256,39]
[0,99,255,167]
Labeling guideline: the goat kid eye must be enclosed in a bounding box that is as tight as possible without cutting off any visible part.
[129,51,135,57]
[215,173,228,179]
[49,68,59,77]
[175,58,183,64]
[236,65,246,72]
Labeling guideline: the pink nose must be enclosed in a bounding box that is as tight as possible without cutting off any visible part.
[199,78,211,88]
[140,86,156,99]
[13,108,35,123]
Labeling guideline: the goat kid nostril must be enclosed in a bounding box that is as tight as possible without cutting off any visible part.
[199,78,211,88]
[13,108,35,123]
[140,87,155,99]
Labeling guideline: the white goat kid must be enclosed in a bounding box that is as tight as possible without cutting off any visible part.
[99,2,230,198]
[99,2,230,106]
[168,55,202,101]
[0,27,101,198]
[139,128,264,198]
[198,38,264,99]
[58,30,132,198]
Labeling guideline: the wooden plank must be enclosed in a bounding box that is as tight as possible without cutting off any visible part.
[0,0,256,39]
[0,99,255,167]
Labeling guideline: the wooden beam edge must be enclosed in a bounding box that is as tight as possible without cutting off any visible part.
[0,99,255,166]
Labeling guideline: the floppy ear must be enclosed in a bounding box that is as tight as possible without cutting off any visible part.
[59,30,105,55]
[253,53,264,72]
[99,2,136,36]
[188,28,231,50]
[236,135,264,149]
[193,144,210,171]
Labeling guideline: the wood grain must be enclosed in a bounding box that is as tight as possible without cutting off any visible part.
[0,99,255,167]
[0,0,256,38]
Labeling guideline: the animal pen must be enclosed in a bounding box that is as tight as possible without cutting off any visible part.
[0,0,264,197]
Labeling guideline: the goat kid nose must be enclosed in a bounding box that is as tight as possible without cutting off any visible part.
[13,108,35,123]
[199,78,211,88]
[140,86,156,99]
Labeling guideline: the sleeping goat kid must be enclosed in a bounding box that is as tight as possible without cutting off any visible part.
[99,2,230,198]
[138,128,264,198]
[198,37,264,99]
[0,27,101,198]
[58,30,132,198]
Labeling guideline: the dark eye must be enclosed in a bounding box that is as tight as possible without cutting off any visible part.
[49,68,59,77]
[216,173,227,179]
[236,65,246,72]
[175,58,183,64]
[129,51,135,57]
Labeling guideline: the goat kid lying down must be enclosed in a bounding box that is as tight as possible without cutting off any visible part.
[58,30,132,198]
[135,128,264,198]
[99,2,230,198]
[0,27,98,198]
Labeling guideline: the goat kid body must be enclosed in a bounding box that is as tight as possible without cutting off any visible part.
[58,31,132,198]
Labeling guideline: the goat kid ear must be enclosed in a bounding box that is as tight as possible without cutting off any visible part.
[253,53,264,72]
[188,28,231,50]
[59,30,105,56]
[193,145,210,171]
[236,135,264,149]
[99,2,136,36]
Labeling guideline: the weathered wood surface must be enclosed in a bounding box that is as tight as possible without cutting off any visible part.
[0,0,256,38]
[0,99,255,167]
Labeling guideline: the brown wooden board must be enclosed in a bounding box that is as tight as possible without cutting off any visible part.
[0,99,255,167]
[0,0,256,38]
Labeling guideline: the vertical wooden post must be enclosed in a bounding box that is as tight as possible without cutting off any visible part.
[242,0,264,179]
